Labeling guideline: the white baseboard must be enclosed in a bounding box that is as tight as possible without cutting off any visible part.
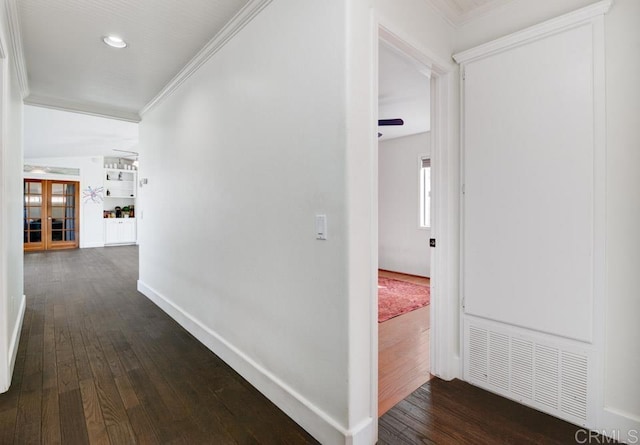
[81,241,105,248]
[137,280,373,445]
[8,295,26,385]
[598,407,640,443]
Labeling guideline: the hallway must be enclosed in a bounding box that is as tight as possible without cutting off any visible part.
[1,247,317,444]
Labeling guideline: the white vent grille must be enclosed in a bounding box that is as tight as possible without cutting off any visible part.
[561,352,588,420]
[510,338,533,399]
[534,344,560,409]
[469,326,488,383]
[488,332,510,391]
[465,320,591,426]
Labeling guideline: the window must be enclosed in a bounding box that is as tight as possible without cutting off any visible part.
[420,157,431,228]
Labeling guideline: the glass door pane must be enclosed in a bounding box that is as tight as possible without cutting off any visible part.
[46,181,79,249]
[24,180,45,250]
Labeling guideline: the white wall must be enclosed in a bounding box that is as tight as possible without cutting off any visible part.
[23,105,138,159]
[0,2,25,392]
[24,156,106,248]
[601,0,640,433]
[455,0,640,438]
[138,1,353,443]
[378,132,430,277]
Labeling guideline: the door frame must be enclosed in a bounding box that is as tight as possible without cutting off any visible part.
[24,179,80,251]
[372,24,460,418]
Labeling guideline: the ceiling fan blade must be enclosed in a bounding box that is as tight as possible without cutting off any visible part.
[378,118,404,126]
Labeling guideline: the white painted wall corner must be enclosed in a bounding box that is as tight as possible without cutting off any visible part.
[137,280,374,445]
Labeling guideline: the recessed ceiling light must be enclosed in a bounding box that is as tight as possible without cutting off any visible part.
[102,35,127,49]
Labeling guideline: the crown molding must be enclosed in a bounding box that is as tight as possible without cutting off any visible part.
[4,0,29,98]
[24,94,141,123]
[423,0,514,28]
[421,0,458,28]
[456,0,513,26]
[140,0,272,116]
[453,0,613,64]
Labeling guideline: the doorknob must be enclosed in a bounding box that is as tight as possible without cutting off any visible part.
[48,217,52,220]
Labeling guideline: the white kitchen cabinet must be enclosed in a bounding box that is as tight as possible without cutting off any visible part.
[104,218,136,245]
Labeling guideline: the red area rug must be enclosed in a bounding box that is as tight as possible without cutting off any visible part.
[378,277,430,323]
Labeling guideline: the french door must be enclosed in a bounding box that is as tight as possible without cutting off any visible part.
[24,179,79,251]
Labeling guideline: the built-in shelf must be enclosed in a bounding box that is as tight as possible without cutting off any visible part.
[104,167,137,198]
[103,160,138,245]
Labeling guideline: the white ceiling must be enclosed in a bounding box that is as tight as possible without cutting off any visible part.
[23,105,138,159]
[425,0,513,25]
[378,42,430,141]
[17,0,250,121]
[14,0,513,156]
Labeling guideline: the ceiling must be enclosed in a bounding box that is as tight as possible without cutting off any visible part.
[424,0,513,25]
[378,42,430,141]
[17,0,251,121]
[13,0,512,156]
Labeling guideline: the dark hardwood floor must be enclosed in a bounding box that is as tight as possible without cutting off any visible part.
[1,247,597,444]
[379,378,592,445]
[2,246,317,444]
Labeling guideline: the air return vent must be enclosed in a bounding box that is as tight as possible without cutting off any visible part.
[464,319,592,426]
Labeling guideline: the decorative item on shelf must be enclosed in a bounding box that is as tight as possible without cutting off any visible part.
[106,173,110,180]
[129,205,135,218]
[115,206,122,218]
[106,189,111,196]
[122,206,130,218]
[118,172,123,181]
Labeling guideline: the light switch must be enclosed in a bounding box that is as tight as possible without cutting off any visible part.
[315,214,327,240]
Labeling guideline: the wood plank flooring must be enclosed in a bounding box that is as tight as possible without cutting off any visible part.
[1,246,317,444]
[379,378,596,445]
[2,249,596,444]
[378,270,432,417]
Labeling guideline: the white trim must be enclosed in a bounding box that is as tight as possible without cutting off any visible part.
[0,18,8,395]
[140,0,272,116]
[419,0,457,28]
[456,0,611,432]
[24,96,141,123]
[0,18,4,59]
[4,0,29,98]
[452,0,613,64]
[591,13,608,436]
[81,241,105,249]
[599,407,640,443]
[137,280,371,445]
[429,69,460,381]
[7,294,25,382]
[422,0,514,28]
[375,20,460,386]
[378,26,455,75]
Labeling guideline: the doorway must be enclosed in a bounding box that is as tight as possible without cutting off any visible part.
[377,39,434,416]
[24,179,80,251]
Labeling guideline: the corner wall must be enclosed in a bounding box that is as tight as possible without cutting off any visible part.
[0,0,25,393]
[454,0,640,439]
[601,0,640,434]
[138,1,353,443]
[378,132,431,277]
